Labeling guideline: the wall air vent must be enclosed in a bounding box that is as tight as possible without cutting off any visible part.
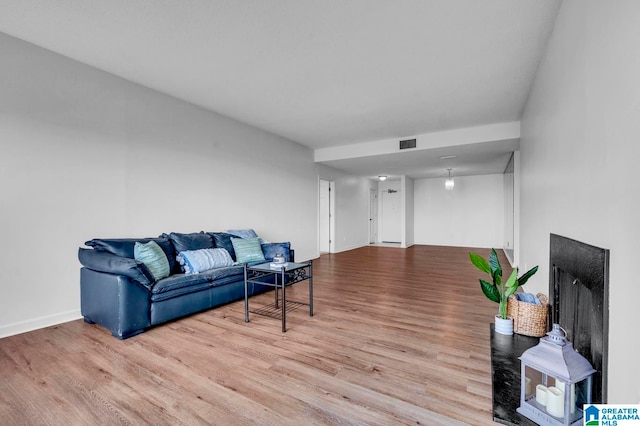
[399,138,417,150]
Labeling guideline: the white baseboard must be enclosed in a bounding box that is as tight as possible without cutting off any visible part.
[333,242,368,253]
[0,309,82,339]
[332,242,412,253]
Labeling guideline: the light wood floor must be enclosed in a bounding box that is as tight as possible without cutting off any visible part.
[0,245,506,425]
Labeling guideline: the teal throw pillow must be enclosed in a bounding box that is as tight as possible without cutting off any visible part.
[231,237,265,264]
[134,240,170,281]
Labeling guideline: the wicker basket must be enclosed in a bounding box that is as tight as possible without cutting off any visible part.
[507,293,549,337]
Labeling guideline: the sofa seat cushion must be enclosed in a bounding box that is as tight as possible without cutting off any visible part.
[150,265,244,302]
[199,264,245,282]
[152,274,209,297]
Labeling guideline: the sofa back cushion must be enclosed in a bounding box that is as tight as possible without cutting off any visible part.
[227,229,259,239]
[85,237,177,273]
[163,232,213,254]
[207,232,236,260]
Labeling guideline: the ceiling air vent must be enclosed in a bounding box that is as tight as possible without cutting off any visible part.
[399,138,417,150]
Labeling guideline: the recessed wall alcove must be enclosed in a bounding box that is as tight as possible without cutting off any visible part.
[549,233,609,403]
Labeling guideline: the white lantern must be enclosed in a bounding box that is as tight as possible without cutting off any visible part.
[517,324,596,426]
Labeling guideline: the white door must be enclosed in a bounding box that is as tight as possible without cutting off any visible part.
[381,189,401,243]
[319,179,331,253]
[369,189,378,244]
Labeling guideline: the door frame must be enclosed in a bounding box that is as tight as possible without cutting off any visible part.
[369,189,378,244]
[318,178,335,254]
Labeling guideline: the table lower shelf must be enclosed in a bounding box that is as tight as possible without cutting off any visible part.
[249,300,308,320]
[244,261,313,332]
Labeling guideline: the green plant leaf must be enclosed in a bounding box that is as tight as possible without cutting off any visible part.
[480,279,500,303]
[505,268,519,289]
[469,252,491,274]
[517,265,539,286]
[492,269,502,287]
[505,286,519,300]
[489,248,502,278]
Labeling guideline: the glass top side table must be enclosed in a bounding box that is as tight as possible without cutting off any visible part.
[243,260,313,332]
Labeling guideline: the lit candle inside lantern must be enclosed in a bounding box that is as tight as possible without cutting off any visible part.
[546,386,565,418]
[535,384,547,406]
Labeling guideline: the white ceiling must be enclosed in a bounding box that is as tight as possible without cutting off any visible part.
[0,0,561,180]
[321,137,521,180]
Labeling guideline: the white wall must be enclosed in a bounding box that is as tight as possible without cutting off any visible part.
[513,151,522,267]
[0,33,318,337]
[520,0,640,403]
[401,176,415,248]
[317,164,374,253]
[414,174,504,248]
[503,154,515,264]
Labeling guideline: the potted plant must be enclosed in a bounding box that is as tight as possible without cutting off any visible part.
[469,249,538,335]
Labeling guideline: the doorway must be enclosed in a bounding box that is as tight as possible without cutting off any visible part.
[381,188,401,243]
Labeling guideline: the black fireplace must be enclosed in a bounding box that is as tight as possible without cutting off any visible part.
[490,235,610,425]
[549,233,609,403]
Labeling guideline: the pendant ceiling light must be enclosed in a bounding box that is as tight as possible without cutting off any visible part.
[445,168,454,190]
[378,175,387,181]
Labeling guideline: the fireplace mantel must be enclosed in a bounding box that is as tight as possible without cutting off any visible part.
[490,324,538,425]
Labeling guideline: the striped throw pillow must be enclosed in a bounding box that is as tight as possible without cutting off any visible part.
[177,248,235,274]
[134,241,170,281]
[231,237,266,264]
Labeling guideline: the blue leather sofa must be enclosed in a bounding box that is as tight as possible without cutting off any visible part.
[78,231,293,339]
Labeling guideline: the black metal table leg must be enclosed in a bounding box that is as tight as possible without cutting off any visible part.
[281,267,286,332]
[310,261,314,317]
[244,264,249,323]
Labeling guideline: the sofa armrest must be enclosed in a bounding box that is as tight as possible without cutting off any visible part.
[78,248,154,289]
[80,268,151,339]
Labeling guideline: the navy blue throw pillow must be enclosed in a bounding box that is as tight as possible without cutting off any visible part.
[261,242,291,262]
